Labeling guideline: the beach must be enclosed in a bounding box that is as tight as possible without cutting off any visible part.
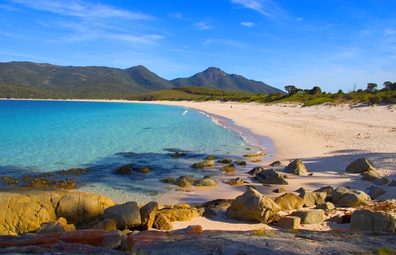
[141,101,396,230]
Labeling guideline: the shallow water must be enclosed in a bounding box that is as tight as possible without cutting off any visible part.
[0,100,271,204]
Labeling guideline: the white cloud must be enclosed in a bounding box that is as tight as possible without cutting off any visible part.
[204,39,212,45]
[385,29,396,35]
[241,21,255,27]
[295,17,303,22]
[231,0,284,19]
[9,0,152,20]
[111,34,164,44]
[195,22,212,30]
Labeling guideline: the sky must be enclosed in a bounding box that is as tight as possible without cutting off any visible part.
[1,0,396,93]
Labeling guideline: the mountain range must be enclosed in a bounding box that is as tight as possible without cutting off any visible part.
[0,61,283,99]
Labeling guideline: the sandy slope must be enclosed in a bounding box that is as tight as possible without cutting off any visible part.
[139,101,396,230]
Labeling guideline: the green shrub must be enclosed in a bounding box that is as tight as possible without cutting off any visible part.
[303,97,333,106]
[368,95,381,105]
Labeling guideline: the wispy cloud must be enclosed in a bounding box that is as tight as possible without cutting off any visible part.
[9,0,152,20]
[241,21,255,27]
[0,3,16,10]
[169,12,184,19]
[385,28,396,35]
[111,34,164,44]
[204,39,212,45]
[195,21,212,30]
[231,0,284,19]
[295,17,303,22]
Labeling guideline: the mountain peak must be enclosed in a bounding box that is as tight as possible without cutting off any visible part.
[201,67,227,81]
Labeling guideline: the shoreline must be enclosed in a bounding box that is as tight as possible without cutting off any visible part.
[145,101,396,202]
[2,98,396,231]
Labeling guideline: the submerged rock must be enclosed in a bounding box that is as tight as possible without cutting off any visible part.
[115,165,131,175]
[221,164,236,172]
[217,157,232,164]
[235,160,247,166]
[224,177,245,186]
[175,176,196,187]
[191,160,215,168]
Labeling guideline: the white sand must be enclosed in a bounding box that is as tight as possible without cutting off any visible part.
[139,101,396,230]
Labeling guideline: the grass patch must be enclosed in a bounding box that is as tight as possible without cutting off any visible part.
[252,229,274,237]
[373,247,396,255]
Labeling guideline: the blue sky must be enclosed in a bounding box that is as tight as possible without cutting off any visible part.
[1,0,396,92]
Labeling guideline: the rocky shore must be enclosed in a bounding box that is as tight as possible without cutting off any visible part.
[1,101,396,254]
[1,157,396,254]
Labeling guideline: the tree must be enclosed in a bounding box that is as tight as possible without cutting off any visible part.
[367,83,378,92]
[284,85,298,95]
[383,81,393,90]
[309,86,322,95]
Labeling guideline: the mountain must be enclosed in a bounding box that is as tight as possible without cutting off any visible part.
[124,65,174,91]
[171,67,282,94]
[0,62,282,99]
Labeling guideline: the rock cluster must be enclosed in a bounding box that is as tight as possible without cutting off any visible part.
[0,188,114,235]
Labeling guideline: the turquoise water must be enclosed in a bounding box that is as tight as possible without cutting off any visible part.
[0,100,267,204]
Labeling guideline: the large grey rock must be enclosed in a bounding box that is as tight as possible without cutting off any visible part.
[314,186,334,196]
[35,217,75,234]
[299,191,327,207]
[247,167,264,176]
[368,186,385,199]
[350,209,396,232]
[361,171,381,181]
[277,216,301,229]
[315,202,335,211]
[226,187,281,223]
[0,188,114,235]
[159,205,199,222]
[104,201,141,229]
[256,169,289,185]
[290,210,325,224]
[153,213,173,230]
[331,187,370,207]
[373,177,389,186]
[274,193,304,211]
[90,218,117,231]
[284,159,308,175]
[346,158,375,173]
[140,201,158,230]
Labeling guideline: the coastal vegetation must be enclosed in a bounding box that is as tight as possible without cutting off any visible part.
[1,61,396,106]
[132,82,396,106]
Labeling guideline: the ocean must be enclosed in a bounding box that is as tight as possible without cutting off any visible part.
[0,100,271,204]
